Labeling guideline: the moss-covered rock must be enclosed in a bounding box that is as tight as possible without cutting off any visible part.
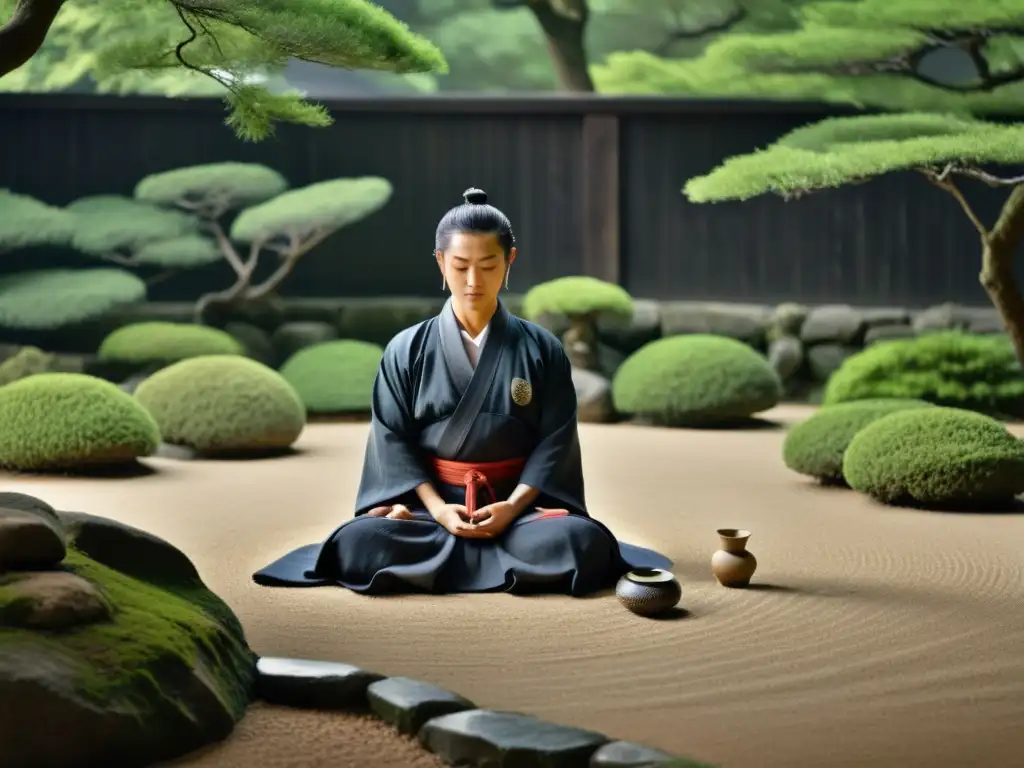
[612,334,782,426]
[842,407,1024,507]
[0,503,255,767]
[0,346,57,386]
[271,321,338,366]
[783,399,936,484]
[823,331,1024,417]
[279,339,383,415]
[0,373,160,471]
[134,355,306,455]
[98,321,244,368]
[521,276,634,323]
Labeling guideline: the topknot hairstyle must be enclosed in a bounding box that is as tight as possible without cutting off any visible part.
[434,187,516,257]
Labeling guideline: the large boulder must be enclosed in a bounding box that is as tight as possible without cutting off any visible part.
[572,367,616,423]
[800,305,866,346]
[0,373,160,471]
[843,407,1024,507]
[134,355,306,456]
[612,334,782,427]
[660,302,771,347]
[0,500,255,768]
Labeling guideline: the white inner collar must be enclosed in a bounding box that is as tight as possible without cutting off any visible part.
[460,325,489,347]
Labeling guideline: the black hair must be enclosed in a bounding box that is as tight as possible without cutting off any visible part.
[434,187,516,258]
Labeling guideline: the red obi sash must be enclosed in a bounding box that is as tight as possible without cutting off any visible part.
[428,456,568,520]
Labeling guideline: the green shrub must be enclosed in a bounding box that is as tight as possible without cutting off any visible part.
[823,331,1024,417]
[783,399,935,483]
[279,340,383,414]
[98,322,244,366]
[0,373,160,470]
[134,355,306,455]
[522,276,634,322]
[612,334,782,426]
[843,407,1024,507]
[0,268,146,330]
[0,347,56,386]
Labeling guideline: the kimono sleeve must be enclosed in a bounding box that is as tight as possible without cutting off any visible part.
[518,334,588,514]
[352,336,431,515]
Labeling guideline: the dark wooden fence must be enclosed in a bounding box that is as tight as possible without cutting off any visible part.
[0,93,1015,307]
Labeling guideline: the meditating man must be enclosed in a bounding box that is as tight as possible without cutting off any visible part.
[254,188,671,595]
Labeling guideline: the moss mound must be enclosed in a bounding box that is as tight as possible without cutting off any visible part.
[522,276,634,321]
[98,322,244,366]
[0,505,254,765]
[823,331,1024,417]
[842,407,1024,507]
[783,399,936,483]
[612,334,782,426]
[134,355,306,455]
[279,339,383,414]
[0,373,160,470]
[0,346,57,386]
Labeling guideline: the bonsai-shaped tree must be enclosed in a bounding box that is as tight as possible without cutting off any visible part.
[0,189,147,330]
[522,275,634,370]
[0,0,447,140]
[683,1,1024,366]
[134,162,393,322]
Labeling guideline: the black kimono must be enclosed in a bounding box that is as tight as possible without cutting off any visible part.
[253,299,671,595]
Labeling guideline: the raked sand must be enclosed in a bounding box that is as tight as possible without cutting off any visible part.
[6,405,1024,768]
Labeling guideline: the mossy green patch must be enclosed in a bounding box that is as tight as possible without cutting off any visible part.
[0,547,253,717]
[0,373,160,470]
[134,355,306,453]
[782,398,936,483]
[612,334,782,426]
[98,321,244,366]
[521,276,634,321]
[842,407,1024,507]
[279,339,383,413]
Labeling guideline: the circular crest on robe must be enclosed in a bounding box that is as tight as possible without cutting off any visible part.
[510,377,532,406]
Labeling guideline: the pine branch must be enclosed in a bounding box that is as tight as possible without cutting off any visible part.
[246,227,333,300]
[0,0,65,78]
[654,5,747,57]
[922,167,989,237]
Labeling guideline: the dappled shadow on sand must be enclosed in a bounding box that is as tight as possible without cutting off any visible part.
[879,495,1024,516]
[629,416,784,431]
[154,443,317,462]
[0,460,162,481]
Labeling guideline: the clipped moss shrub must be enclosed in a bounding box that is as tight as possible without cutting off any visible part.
[279,339,383,415]
[134,355,306,455]
[843,407,1024,507]
[823,331,1024,417]
[612,334,782,426]
[521,276,634,322]
[783,399,935,483]
[98,322,244,367]
[0,373,160,470]
[0,346,56,386]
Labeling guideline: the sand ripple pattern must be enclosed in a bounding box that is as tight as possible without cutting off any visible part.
[8,408,1024,768]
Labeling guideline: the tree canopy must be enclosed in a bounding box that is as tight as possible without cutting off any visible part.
[595,0,1024,114]
[135,163,288,214]
[0,189,76,250]
[685,113,1024,203]
[0,0,448,139]
[0,268,146,329]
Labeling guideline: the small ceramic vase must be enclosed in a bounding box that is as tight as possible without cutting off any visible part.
[616,568,682,616]
[711,528,757,588]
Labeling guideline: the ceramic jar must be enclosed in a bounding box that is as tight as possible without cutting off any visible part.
[711,528,757,587]
[615,568,682,616]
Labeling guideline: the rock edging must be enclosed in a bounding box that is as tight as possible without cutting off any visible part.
[255,656,710,767]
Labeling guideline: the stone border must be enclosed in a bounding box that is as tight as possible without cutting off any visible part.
[255,656,711,767]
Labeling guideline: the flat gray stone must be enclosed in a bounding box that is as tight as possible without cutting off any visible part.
[806,344,854,382]
[767,335,803,380]
[573,367,615,423]
[419,709,608,768]
[864,323,916,345]
[0,504,66,571]
[590,740,687,767]
[598,299,662,353]
[860,307,911,327]
[800,305,865,345]
[368,676,475,735]
[256,656,384,709]
[660,301,771,346]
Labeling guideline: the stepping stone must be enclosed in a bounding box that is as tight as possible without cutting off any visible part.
[419,709,608,768]
[367,676,475,735]
[591,740,695,767]
[256,656,384,709]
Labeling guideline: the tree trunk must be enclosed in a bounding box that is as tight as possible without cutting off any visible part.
[980,185,1024,366]
[527,1,594,92]
[0,0,64,78]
